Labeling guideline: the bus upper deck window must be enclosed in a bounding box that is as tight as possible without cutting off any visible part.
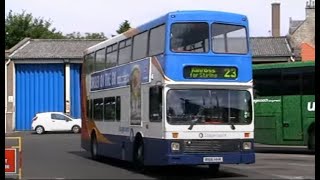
[170,22,209,53]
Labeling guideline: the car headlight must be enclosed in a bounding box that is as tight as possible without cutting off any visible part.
[171,142,180,151]
[243,142,252,150]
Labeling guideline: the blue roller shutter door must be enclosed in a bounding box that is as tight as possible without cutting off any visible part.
[15,64,65,131]
[70,64,81,118]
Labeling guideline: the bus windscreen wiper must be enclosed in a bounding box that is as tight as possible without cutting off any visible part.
[229,116,236,130]
[188,117,200,130]
[188,107,204,130]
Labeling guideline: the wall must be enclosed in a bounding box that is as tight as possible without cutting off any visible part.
[6,61,15,132]
[288,7,315,50]
[300,43,315,61]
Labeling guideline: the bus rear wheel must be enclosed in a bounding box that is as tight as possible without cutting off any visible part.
[208,164,220,174]
[133,139,145,171]
[308,128,315,151]
[91,134,99,160]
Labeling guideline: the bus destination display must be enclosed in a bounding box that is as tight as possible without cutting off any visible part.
[184,66,238,79]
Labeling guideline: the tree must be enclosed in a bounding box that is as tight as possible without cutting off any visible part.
[5,10,65,49]
[116,20,131,34]
[84,32,107,39]
[65,32,107,39]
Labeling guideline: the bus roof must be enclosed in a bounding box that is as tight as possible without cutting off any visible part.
[253,61,315,70]
[84,10,248,54]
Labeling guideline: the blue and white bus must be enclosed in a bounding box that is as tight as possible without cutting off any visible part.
[81,10,254,172]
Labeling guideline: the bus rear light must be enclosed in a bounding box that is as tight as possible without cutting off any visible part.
[172,132,179,138]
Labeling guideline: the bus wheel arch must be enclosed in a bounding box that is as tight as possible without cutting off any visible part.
[133,132,145,170]
[307,124,315,150]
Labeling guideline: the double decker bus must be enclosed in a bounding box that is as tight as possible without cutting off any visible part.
[253,61,315,150]
[81,10,255,172]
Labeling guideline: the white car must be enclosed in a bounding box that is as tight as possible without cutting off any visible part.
[31,112,82,134]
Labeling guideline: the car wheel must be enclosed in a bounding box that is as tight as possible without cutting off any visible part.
[35,126,45,135]
[72,125,81,133]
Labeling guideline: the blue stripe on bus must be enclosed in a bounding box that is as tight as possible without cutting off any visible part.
[93,133,255,166]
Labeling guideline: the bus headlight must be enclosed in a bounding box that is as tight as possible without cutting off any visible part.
[171,142,180,151]
[242,142,252,150]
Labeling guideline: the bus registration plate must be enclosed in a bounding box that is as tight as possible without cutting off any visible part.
[203,157,223,162]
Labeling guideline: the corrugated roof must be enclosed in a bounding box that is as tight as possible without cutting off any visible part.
[9,39,104,59]
[250,36,292,57]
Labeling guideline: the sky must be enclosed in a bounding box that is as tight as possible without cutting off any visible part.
[5,0,308,38]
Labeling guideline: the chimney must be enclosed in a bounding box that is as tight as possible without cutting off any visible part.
[305,0,315,18]
[271,2,280,37]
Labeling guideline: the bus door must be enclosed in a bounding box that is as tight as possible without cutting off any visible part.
[281,71,303,141]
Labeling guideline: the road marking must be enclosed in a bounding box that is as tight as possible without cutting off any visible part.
[257,153,314,158]
[287,163,315,167]
[273,174,314,179]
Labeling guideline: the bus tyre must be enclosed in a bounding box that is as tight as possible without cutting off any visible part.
[91,134,99,160]
[308,128,315,151]
[208,164,220,174]
[133,139,145,171]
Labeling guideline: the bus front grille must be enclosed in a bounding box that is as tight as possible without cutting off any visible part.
[183,140,241,153]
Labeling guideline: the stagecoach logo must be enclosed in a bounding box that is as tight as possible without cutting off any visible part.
[307,102,315,112]
[199,133,203,138]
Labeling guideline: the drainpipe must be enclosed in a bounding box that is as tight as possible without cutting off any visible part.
[5,59,11,133]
